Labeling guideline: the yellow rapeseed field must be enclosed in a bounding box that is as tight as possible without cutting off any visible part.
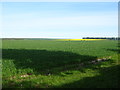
[56,39,106,41]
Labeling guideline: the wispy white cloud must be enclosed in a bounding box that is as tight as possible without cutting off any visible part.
[0,3,2,37]
[1,2,118,38]
[3,13,117,31]
[2,13,117,38]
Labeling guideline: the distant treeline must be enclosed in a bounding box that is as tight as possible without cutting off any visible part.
[1,37,120,40]
[82,37,120,40]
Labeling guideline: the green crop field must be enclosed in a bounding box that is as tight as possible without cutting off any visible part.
[1,39,120,88]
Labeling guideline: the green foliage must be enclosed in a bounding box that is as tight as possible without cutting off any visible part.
[2,40,119,88]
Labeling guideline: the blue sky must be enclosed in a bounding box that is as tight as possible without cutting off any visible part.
[1,2,118,38]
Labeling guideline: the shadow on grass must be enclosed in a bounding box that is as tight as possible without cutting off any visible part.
[2,49,119,88]
[107,49,120,54]
[106,42,120,54]
[54,64,120,88]
[3,60,119,88]
[2,49,97,75]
